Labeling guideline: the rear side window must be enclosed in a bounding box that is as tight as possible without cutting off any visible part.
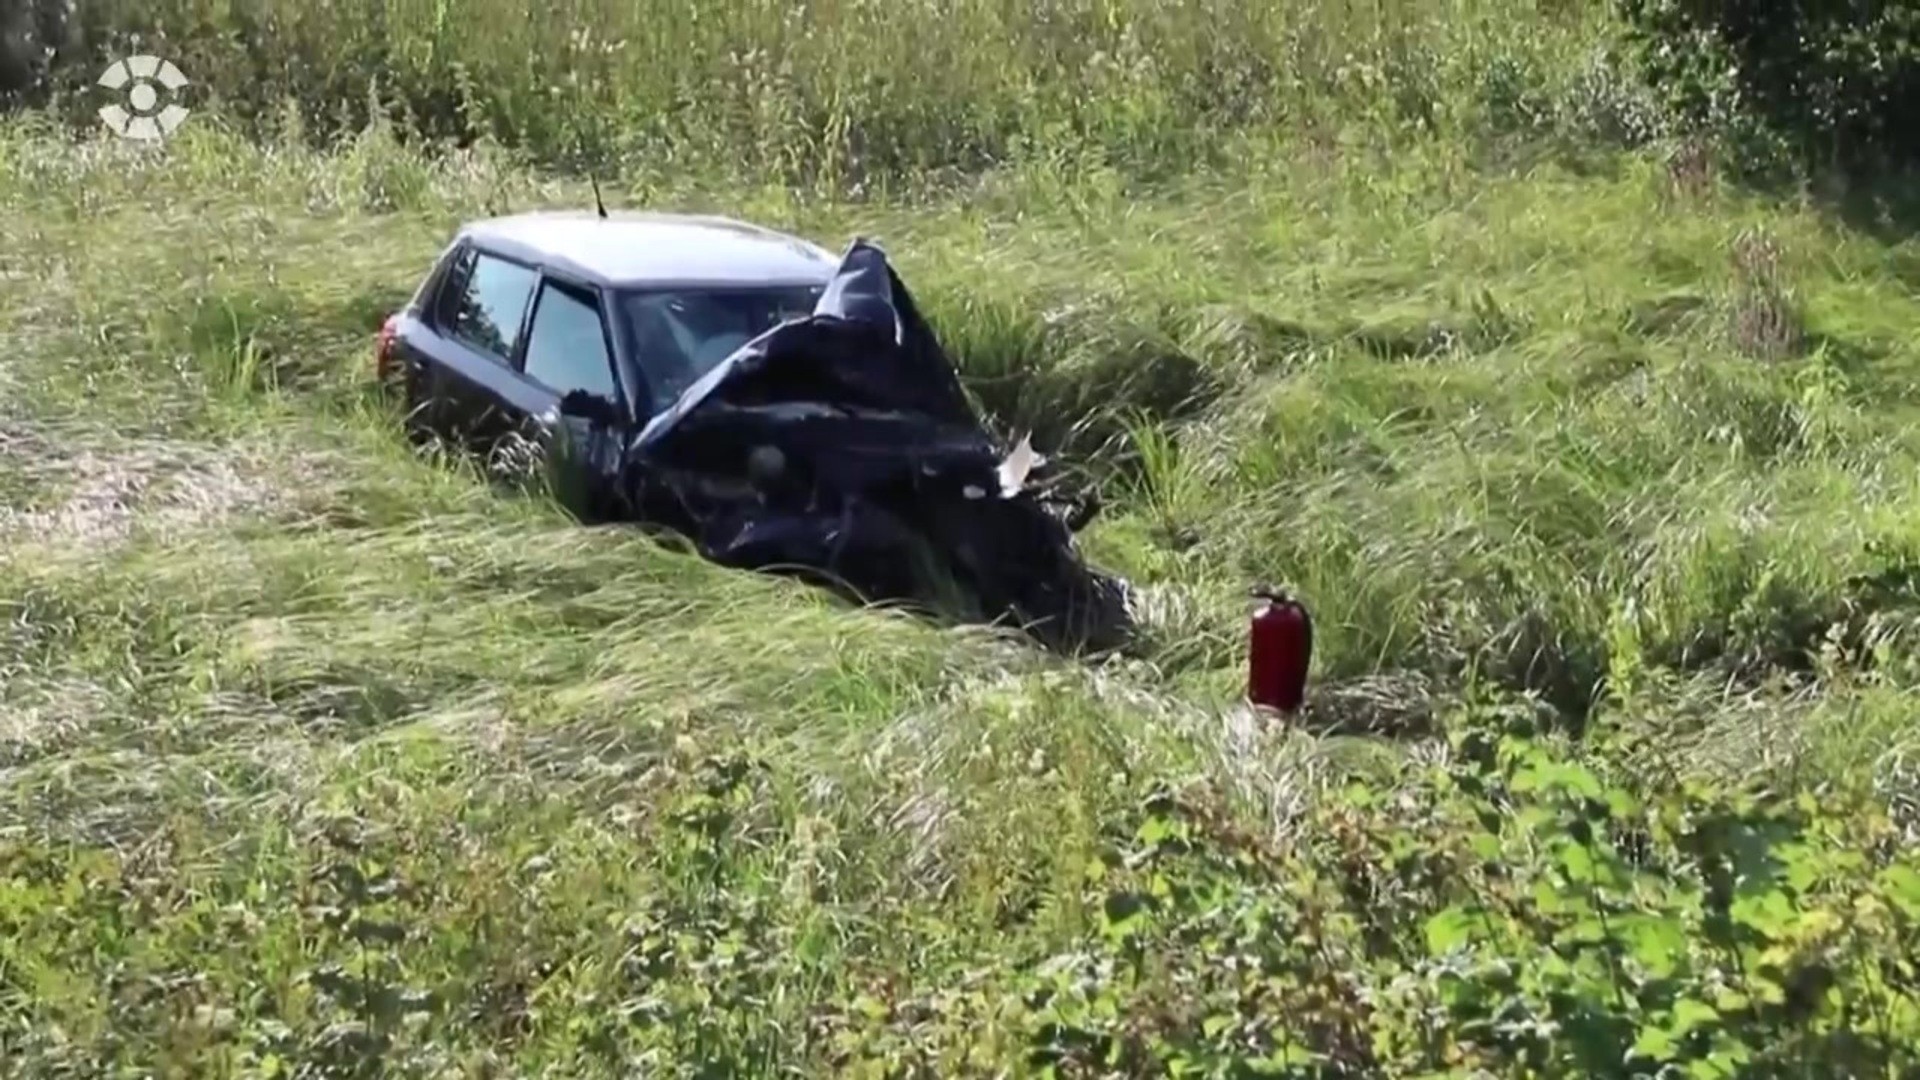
[441,249,537,361]
[521,281,621,405]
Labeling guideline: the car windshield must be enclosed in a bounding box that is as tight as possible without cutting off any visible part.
[616,285,824,410]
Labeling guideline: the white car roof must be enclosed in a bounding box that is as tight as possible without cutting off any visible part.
[460,210,839,289]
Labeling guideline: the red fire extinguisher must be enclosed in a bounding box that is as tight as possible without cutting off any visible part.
[1248,585,1312,714]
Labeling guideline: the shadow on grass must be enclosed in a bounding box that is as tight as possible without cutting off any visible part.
[1699,153,1920,251]
[955,321,1234,462]
[1821,167,1920,248]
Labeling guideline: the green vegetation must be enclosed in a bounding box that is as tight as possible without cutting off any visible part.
[10,0,1639,187]
[1618,0,1920,177]
[5,0,1920,1075]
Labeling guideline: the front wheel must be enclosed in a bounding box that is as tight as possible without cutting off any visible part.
[927,495,1137,656]
[1011,559,1137,656]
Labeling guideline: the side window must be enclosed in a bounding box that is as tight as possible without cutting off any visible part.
[443,250,537,362]
[428,248,472,329]
[521,281,621,404]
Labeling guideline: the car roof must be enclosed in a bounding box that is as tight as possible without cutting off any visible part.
[458,210,840,289]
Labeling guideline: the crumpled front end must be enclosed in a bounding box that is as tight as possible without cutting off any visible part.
[603,239,1135,654]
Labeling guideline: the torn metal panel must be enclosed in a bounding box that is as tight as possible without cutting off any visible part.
[562,238,1134,654]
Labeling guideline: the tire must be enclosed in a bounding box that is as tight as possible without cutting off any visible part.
[925,494,1136,655]
[1009,558,1136,656]
[397,359,435,447]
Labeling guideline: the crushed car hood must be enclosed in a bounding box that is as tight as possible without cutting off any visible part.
[587,238,1132,654]
[634,239,980,454]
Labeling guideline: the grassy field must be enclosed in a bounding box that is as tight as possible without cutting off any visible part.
[6,2,1920,1076]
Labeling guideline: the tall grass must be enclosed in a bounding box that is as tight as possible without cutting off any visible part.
[15,0,1637,188]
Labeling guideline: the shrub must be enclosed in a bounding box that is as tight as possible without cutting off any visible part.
[1618,0,1920,175]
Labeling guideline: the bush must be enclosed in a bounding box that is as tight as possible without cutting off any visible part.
[820,702,1920,1077]
[1618,0,1920,175]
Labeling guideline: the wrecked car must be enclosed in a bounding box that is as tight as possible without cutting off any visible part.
[374,209,1134,653]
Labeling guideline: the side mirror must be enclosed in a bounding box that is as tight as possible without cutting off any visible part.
[558,389,619,428]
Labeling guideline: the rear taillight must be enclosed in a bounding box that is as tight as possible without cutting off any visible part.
[375,314,399,380]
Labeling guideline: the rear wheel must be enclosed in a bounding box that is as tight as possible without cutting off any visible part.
[395,359,436,447]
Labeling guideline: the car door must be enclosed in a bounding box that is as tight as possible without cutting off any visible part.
[412,243,541,454]
[507,275,634,519]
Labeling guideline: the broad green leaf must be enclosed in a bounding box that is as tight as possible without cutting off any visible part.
[1556,839,1595,884]
[1670,997,1719,1036]
[1136,814,1181,847]
[1685,1036,1753,1080]
[1468,831,1501,861]
[1605,787,1640,818]
[1425,906,1479,955]
[1514,806,1555,834]
[1559,762,1605,801]
[1728,889,1795,935]
[1532,877,1573,916]
[1632,1024,1679,1062]
[1877,863,1920,918]
[1614,913,1687,977]
[1101,889,1154,940]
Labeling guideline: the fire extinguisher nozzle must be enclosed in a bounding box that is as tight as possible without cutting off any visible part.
[1249,584,1296,604]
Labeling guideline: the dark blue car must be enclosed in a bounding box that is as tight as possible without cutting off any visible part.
[374,210,1134,654]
